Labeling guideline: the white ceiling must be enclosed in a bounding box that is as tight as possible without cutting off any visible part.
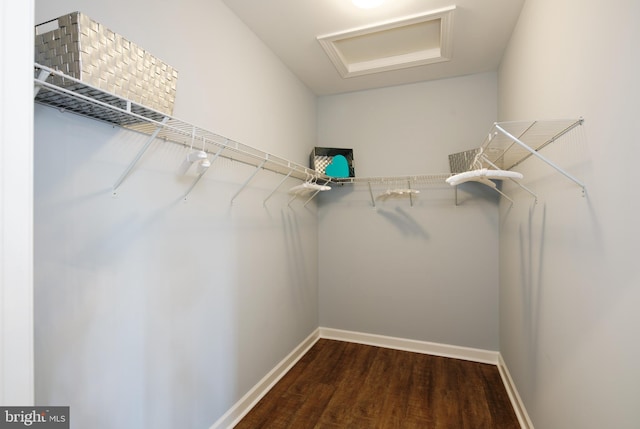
[221,0,525,95]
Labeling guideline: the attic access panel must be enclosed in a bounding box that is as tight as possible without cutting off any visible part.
[317,6,455,78]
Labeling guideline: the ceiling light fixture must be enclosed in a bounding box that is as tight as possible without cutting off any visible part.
[352,0,385,9]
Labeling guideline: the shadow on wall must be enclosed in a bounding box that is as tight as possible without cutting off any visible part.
[519,202,546,395]
[376,206,430,239]
[281,208,312,292]
[454,181,501,206]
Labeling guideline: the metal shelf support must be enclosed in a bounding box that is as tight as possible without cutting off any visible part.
[231,159,267,204]
[303,179,332,207]
[368,182,376,208]
[113,117,169,193]
[34,69,51,97]
[481,154,538,202]
[494,123,586,193]
[263,170,294,205]
[407,180,414,207]
[182,145,225,200]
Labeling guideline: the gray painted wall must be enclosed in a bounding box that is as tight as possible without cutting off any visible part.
[34,1,318,428]
[498,0,640,427]
[317,73,502,350]
[34,0,640,427]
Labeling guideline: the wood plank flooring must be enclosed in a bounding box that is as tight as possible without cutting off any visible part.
[235,339,520,429]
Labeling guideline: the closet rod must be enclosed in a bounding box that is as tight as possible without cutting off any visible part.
[334,174,450,185]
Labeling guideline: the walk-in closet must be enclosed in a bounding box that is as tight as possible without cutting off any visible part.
[2,0,639,428]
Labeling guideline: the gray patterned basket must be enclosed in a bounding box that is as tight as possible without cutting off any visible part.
[310,147,355,177]
[448,148,480,173]
[35,12,178,115]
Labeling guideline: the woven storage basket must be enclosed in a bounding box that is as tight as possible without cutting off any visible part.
[310,147,355,178]
[35,11,178,115]
[448,148,480,173]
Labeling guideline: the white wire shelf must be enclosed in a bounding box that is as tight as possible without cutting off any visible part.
[34,63,323,187]
[329,174,453,208]
[480,119,584,171]
[34,63,584,205]
[332,174,451,185]
[447,118,586,203]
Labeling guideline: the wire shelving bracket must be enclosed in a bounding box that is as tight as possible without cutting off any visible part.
[483,119,586,195]
[182,145,225,200]
[231,159,267,204]
[263,169,294,206]
[303,178,332,207]
[113,117,169,193]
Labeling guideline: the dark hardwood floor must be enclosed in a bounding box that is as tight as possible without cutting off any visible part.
[235,339,520,429]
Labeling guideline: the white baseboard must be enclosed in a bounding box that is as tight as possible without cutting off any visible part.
[210,327,531,429]
[319,327,499,364]
[209,328,320,429]
[498,353,534,429]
